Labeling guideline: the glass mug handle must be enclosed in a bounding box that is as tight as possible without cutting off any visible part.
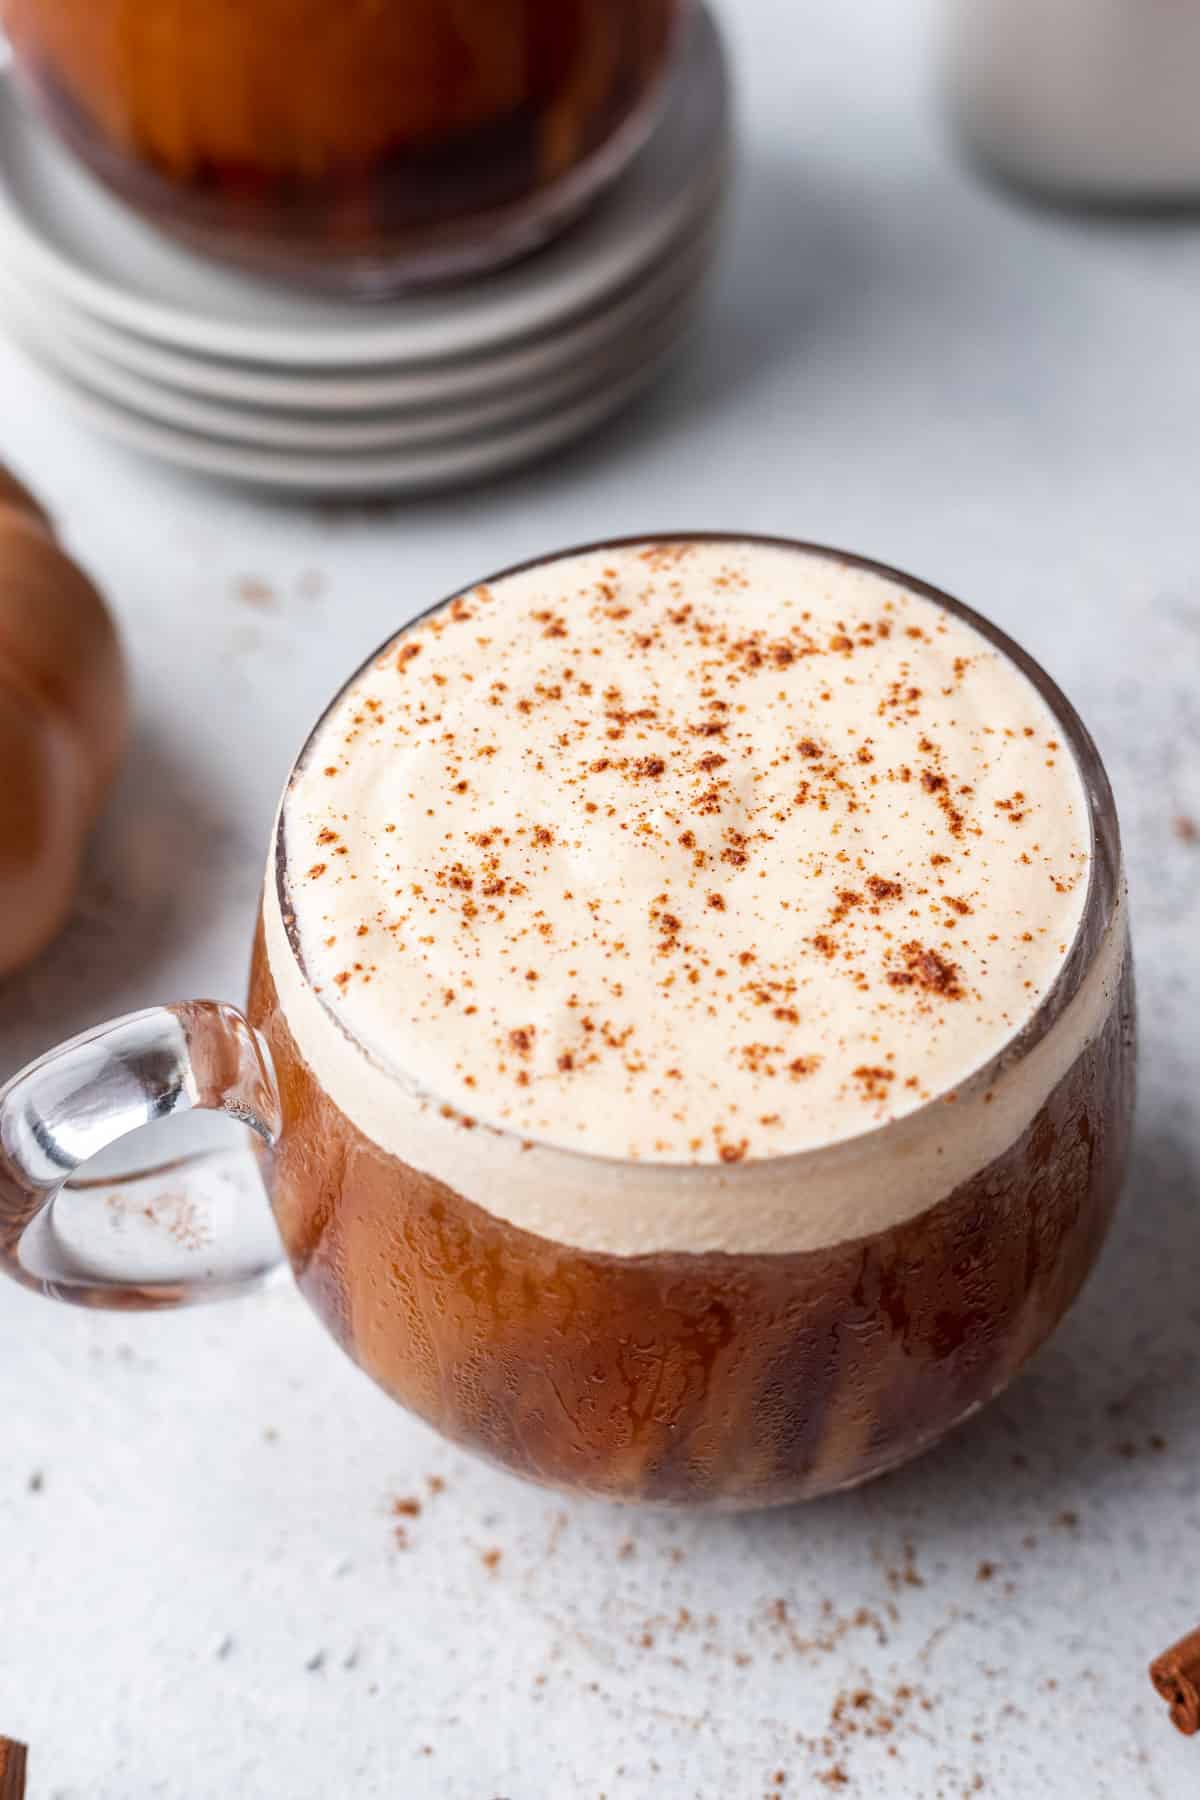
[0,1001,284,1308]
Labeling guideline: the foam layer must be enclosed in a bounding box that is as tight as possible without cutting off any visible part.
[263,539,1118,1255]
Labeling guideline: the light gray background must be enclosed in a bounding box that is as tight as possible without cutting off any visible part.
[2,1,1198,1794]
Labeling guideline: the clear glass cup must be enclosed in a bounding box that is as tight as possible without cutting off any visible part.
[1,0,686,292]
[0,538,1136,1509]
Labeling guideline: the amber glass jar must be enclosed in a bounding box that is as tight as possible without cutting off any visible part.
[2,0,683,290]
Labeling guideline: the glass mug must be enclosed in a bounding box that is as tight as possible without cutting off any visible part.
[0,539,1135,1510]
[1,0,685,291]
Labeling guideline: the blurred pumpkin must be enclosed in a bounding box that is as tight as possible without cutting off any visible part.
[0,466,127,975]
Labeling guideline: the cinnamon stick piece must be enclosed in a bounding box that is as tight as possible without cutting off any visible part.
[0,1735,28,1800]
[1150,1627,1200,1736]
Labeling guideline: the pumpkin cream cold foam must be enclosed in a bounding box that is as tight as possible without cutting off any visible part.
[263,539,1118,1264]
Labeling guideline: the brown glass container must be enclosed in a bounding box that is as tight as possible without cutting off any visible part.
[0,539,1136,1510]
[1,0,683,290]
[246,536,1135,1509]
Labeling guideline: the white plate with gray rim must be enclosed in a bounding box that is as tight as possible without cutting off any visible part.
[0,249,713,454]
[0,194,726,415]
[8,300,702,494]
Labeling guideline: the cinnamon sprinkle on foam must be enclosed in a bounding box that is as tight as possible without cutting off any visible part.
[282,542,1090,1164]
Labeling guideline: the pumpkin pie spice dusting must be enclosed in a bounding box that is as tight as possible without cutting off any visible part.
[284,541,1090,1165]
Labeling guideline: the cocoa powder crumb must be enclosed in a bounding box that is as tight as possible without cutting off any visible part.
[866,876,903,902]
[236,575,275,610]
[852,1065,895,1103]
[886,941,964,1000]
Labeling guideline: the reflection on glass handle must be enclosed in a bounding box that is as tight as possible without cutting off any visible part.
[0,1001,283,1309]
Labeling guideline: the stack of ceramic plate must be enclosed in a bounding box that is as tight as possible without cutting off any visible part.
[0,9,730,497]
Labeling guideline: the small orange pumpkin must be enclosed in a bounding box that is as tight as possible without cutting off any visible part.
[0,466,128,976]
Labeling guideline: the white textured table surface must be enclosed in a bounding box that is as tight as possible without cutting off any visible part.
[2,3,1200,1796]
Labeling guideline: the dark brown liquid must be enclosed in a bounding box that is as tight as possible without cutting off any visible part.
[246,923,1135,1508]
[3,0,679,284]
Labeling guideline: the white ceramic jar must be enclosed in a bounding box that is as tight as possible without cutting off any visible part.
[945,0,1200,202]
